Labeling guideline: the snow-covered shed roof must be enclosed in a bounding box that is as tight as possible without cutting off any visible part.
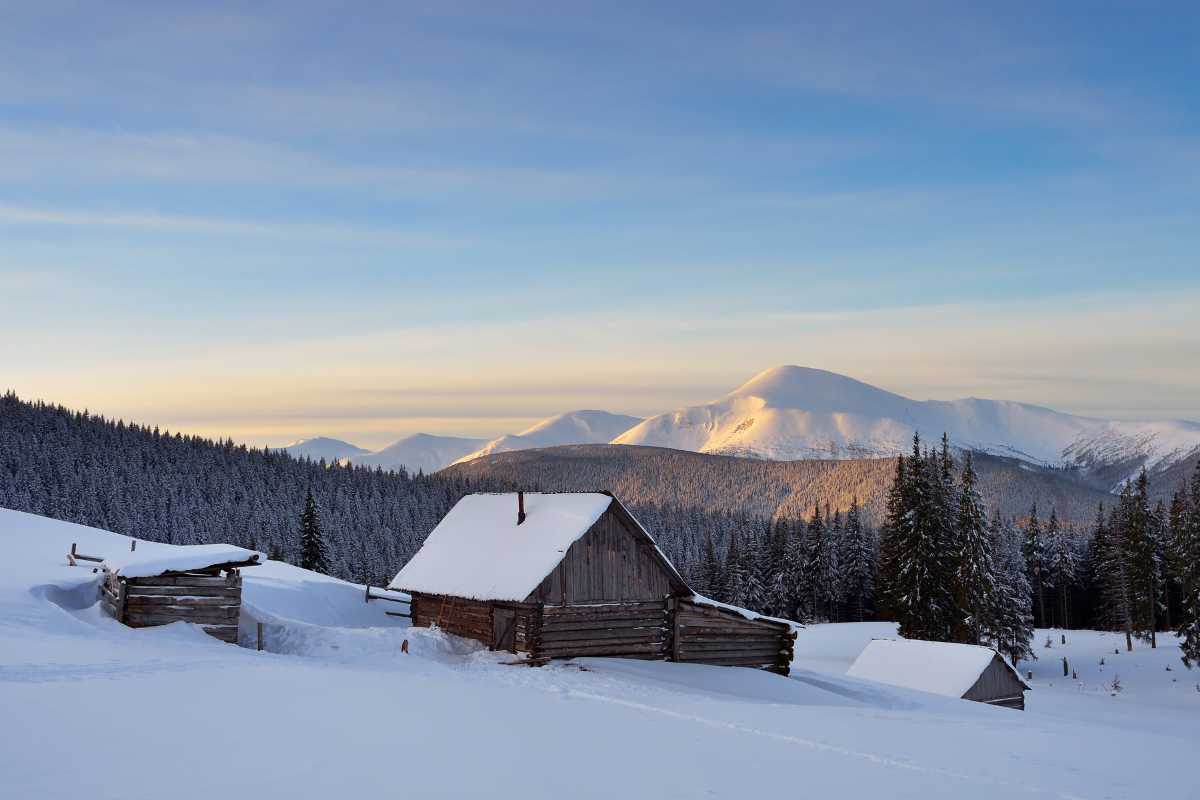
[846,638,1028,698]
[103,544,263,579]
[390,492,681,602]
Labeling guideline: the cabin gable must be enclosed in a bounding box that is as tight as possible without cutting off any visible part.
[524,502,682,606]
[962,654,1028,708]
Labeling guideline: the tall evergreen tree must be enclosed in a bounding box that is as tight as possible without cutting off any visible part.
[298,485,331,574]
[1043,509,1076,629]
[1169,461,1200,667]
[698,533,721,600]
[954,454,996,645]
[723,532,746,607]
[841,496,875,622]
[877,434,959,641]
[1124,469,1162,647]
[989,515,1035,665]
[1023,503,1048,629]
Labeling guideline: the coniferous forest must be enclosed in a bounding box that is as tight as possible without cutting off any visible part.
[2,391,1198,666]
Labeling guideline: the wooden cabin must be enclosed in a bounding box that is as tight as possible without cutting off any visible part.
[100,544,262,643]
[847,638,1029,710]
[389,491,796,674]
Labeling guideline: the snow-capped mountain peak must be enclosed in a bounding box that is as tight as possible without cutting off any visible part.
[452,410,644,465]
[282,437,370,462]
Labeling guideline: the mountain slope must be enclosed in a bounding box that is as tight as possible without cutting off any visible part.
[283,436,370,462]
[442,444,1120,525]
[453,410,643,464]
[612,366,1200,485]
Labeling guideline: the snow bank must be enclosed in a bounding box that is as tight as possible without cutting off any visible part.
[390,492,613,601]
[102,544,264,578]
[846,638,1014,698]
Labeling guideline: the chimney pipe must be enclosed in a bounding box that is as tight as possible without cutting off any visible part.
[518,491,526,525]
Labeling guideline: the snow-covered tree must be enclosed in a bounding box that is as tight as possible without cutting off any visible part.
[841,496,875,622]
[954,454,996,645]
[298,485,331,574]
[877,434,959,642]
[989,515,1035,665]
[1023,503,1049,628]
[1169,460,1200,667]
[1044,508,1076,629]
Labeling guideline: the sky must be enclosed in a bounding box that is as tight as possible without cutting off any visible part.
[1,1,1198,450]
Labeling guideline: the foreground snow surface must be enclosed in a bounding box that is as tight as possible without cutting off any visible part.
[2,510,1195,799]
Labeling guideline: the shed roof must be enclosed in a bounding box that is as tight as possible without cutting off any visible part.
[103,544,263,579]
[846,638,1027,698]
[389,492,682,602]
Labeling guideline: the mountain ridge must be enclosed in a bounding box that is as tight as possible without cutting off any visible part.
[612,366,1200,486]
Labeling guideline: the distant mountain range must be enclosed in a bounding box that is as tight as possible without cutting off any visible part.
[284,366,1200,491]
[614,366,1200,490]
[286,410,644,475]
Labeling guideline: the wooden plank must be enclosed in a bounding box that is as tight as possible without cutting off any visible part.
[539,641,664,657]
[676,616,785,633]
[124,585,242,598]
[130,575,241,588]
[686,642,787,657]
[677,630,786,641]
[126,608,239,623]
[541,617,667,632]
[543,602,666,617]
[125,595,239,607]
[677,654,781,667]
[541,629,664,645]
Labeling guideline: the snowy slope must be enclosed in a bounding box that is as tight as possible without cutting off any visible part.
[613,366,1200,481]
[347,433,491,474]
[2,508,1196,799]
[283,436,370,462]
[452,410,644,465]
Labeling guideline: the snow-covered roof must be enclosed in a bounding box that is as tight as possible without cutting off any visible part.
[103,544,263,579]
[389,492,619,602]
[846,638,1026,698]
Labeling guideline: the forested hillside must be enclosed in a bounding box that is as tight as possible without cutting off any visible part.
[0,393,768,591]
[441,444,1117,525]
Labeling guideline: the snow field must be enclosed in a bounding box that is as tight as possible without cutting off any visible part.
[1,508,1195,799]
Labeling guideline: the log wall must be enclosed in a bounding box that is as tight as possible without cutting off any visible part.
[536,600,668,660]
[410,592,495,645]
[103,572,243,643]
[671,599,795,675]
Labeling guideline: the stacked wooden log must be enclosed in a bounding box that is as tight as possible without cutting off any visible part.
[102,571,242,643]
[410,592,493,642]
[537,600,668,660]
[672,600,795,676]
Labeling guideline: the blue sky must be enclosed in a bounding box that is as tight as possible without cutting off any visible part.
[1,1,1198,448]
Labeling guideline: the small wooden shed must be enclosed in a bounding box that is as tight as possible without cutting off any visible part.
[389,491,796,673]
[847,638,1029,710]
[101,544,263,643]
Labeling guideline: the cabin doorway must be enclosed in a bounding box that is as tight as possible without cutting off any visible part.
[492,607,516,653]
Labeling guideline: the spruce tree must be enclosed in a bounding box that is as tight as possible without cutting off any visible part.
[723,533,746,607]
[877,434,959,641]
[1169,461,1200,667]
[842,496,875,622]
[954,454,996,645]
[1124,469,1162,647]
[1023,503,1048,629]
[298,485,331,574]
[1044,509,1076,629]
[989,515,1035,665]
[699,533,721,600]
